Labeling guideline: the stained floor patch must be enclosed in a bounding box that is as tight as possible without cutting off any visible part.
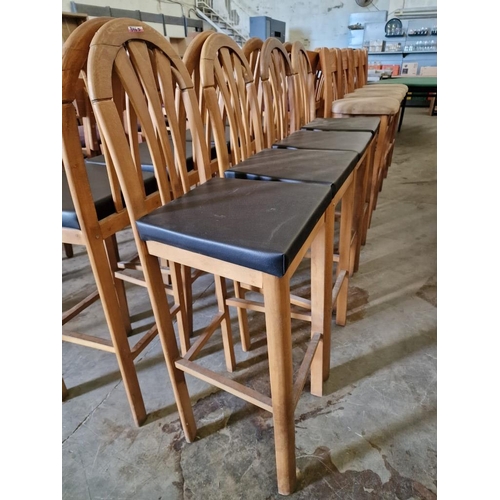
[416,275,437,307]
[296,446,436,499]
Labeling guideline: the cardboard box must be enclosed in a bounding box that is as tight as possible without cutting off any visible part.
[382,64,400,76]
[401,62,418,76]
[419,66,437,76]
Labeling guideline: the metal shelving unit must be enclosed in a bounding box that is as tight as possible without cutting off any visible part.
[364,16,437,76]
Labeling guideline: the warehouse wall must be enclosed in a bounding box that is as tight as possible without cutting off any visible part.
[62,0,198,38]
[227,0,437,48]
[62,0,437,49]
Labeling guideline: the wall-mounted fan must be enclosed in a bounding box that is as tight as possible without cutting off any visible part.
[355,0,374,6]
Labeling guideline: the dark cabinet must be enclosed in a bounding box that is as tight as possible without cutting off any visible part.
[249,16,286,43]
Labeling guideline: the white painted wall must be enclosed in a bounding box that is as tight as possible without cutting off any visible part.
[62,0,437,48]
[230,0,437,49]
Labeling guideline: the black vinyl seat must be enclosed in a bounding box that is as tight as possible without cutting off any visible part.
[62,162,157,230]
[136,177,332,278]
[272,129,373,155]
[301,116,381,134]
[224,148,358,196]
[271,128,375,276]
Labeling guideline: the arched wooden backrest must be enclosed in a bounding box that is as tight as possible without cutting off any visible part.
[307,47,342,119]
[183,30,213,104]
[316,47,333,118]
[242,37,264,113]
[182,30,215,165]
[242,36,263,81]
[289,41,316,126]
[62,17,128,235]
[340,48,356,94]
[330,48,344,100]
[307,48,328,118]
[352,48,361,89]
[356,48,368,87]
[199,33,264,171]
[258,37,297,147]
[88,18,212,216]
[63,17,158,426]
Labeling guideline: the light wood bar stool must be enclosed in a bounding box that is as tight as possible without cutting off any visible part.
[327,47,402,227]
[88,19,335,495]
[258,41,374,277]
[191,34,357,327]
[349,48,408,93]
[355,48,408,92]
[288,43,381,256]
[62,17,183,426]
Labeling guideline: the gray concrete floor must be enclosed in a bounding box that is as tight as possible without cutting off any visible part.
[62,107,437,499]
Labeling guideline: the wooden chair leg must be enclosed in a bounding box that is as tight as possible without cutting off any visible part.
[360,140,376,247]
[180,265,193,337]
[233,281,251,351]
[263,273,296,496]
[214,275,236,372]
[336,177,355,327]
[140,246,197,441]
[428,96,436,116]
[62,378,69,400]
[310,204,334,390]
[171,262,190,355]
[63,243,74,258]
[88,237,147,426]
[105,235,132,334]
[368,118,388,225]
[351,155,369,274]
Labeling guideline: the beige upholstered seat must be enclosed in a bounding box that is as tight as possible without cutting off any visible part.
[332,96,400,115]
[346,88,407,101]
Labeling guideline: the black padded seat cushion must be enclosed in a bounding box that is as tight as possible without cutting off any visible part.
[272,130,373,155]
[224,148,358,195]
[136,177,331,277]
[301,116,381,134]
[62,162,157,230]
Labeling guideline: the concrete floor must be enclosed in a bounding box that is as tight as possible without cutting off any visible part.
[62,107,437,499]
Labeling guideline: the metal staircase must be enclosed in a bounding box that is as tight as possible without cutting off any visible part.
[195,1,248,45]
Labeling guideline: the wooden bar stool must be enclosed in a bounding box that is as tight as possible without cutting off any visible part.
[87,19,336,495]
[254,42,373,277]
[355,48,408,92]
[287,43,382,253]
[316,47,402,228]
[62,17,186,426]
[189,34,357,327]
[253,40,375,277]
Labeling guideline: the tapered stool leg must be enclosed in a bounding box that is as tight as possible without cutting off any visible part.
[310,204,334,392]
[336,176,355,327]
[263,273,296,496]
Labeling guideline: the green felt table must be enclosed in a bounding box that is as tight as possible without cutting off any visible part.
[372,76,437,88]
